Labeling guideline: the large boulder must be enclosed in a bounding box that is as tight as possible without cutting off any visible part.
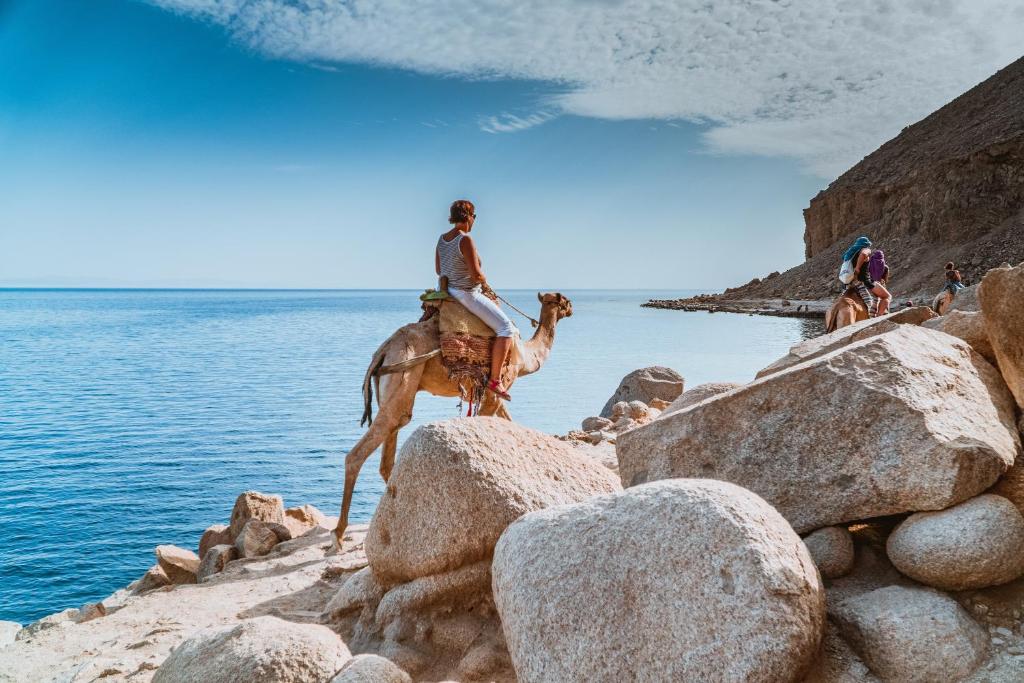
[599,366,684,417]
[152,616,351,683]
[155,545,199,585]
[660,381,743,418]
[365,418,621,585]
[979,261,1024,410]
[990,459,1024,518]
[617,326,1020,533]
[831,586,987,683]
[886,494,1024,591]
[229,491,285,539]
[922,310,995,364]
[948,283,980,312]
[756,306,936,379]
[492,479,826,683]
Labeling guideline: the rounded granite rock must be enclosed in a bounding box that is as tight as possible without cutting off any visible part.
[492,479,826,683]
[887,493,1024,590]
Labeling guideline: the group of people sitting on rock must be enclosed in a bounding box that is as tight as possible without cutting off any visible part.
[839,236,972,317]
[840,236,891,317]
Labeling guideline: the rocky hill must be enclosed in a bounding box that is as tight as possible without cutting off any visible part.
[678,56,1024,305]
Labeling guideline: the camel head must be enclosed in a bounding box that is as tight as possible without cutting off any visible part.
[537,292,573,320]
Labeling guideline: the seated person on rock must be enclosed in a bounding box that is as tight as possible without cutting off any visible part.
[435,199,517,400]
[943,261,966,294]
[842,236,891,317]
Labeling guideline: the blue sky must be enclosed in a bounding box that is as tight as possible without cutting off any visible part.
[1,0,1019,288]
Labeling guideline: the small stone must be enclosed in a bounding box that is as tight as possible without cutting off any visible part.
[996,626,1013,637]
[609,401,629,421]
[132,564,171,593]
[155,545,199,585]
[330,654,411,683]
[234,520,280,558]
[993,637,1005,645]
[228,491,285,539]
[803,526,855,579]
[626,400,649,420]
[198,544,238,582]
[283,504,329,538]
[581,416,612,432]
[198,525,232,559]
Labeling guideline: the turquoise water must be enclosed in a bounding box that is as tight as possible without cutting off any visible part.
[0,289,822,624]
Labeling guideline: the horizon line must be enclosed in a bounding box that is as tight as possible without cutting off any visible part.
[0,286,714,293]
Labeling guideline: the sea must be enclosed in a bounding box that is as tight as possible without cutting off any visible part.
[0,289,823,625]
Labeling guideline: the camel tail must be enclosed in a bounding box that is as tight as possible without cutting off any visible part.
[361,344,388,428]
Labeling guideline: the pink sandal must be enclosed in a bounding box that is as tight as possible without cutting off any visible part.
[487,379,512,401]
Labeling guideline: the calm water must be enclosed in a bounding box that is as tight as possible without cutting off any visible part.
[0,289,822,624]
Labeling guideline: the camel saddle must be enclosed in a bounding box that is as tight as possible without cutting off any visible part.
[420,290,516,391]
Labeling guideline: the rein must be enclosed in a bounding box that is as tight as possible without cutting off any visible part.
[491,290,540,328]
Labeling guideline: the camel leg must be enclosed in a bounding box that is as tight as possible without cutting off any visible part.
[837,305,856,329]
[379,413,411,483]
[335,368,422,546]
[478,389,512,420]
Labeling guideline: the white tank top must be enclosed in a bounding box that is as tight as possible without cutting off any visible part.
[437,232,477,290]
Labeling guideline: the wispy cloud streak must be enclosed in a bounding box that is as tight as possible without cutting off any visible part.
[478,112,555,134]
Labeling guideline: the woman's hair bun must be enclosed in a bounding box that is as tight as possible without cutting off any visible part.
[945,261,955,270]
[449,199,475,224]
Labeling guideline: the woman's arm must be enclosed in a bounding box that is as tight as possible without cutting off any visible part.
[856,248,871,270]
[460,235,486,284]
[435,246,441,276]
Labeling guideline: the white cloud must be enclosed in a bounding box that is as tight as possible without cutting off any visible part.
[479,111,555,134]
[146,0,1024,177]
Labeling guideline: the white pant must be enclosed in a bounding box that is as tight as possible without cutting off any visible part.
[449,287,517,338]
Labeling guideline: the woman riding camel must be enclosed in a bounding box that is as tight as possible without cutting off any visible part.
[435,199,517,400]
[842,236,891,317]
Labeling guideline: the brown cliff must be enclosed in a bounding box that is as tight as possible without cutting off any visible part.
[668,56,1024,306]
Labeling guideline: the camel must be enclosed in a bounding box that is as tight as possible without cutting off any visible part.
[932,288,955,315]
[825,287,869,333]
[333,292,573,544]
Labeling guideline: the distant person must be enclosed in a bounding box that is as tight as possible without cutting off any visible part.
[868,249,889,286]
[943,261,966,294]
[839,236,891,316]
[435,199,517,400]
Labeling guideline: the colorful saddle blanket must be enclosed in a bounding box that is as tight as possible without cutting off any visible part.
[420,290,516,392]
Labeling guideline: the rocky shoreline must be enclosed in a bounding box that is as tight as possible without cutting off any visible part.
[1,261,1023,683]
[642,295,830,318]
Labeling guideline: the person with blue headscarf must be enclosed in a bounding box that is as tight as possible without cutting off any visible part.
[841,235,891,316]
